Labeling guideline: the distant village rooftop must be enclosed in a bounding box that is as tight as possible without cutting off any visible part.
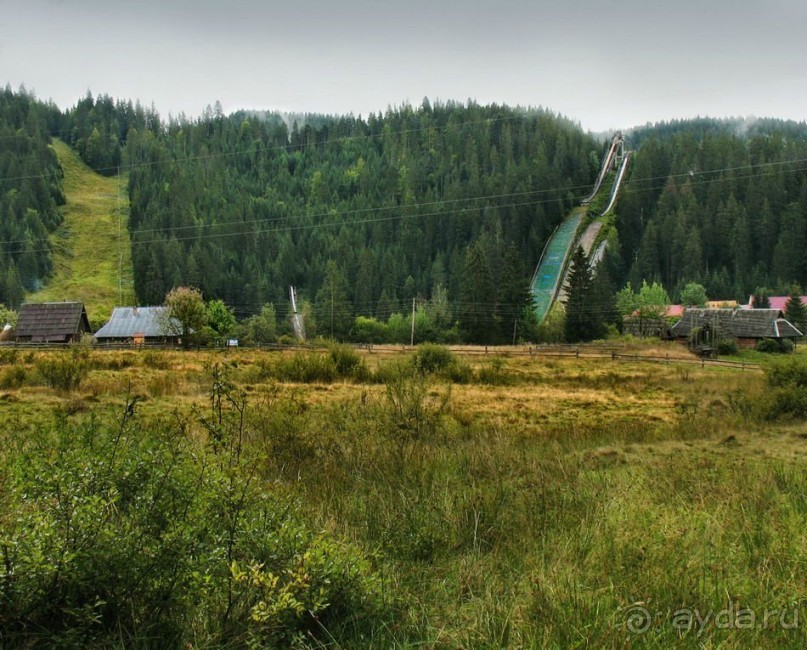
[94,306,180,343]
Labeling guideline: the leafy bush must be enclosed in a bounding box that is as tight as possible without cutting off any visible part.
[0,402,383,646]
[328,343,368,380]
[382,359,451,444]
[756,338,796,354]
[36,348,90,392]
[0,348,18,365]
[412,344,455,374]
[0,365,27,389]
[716,338,739,356]
[766,356,807,389]
[444,358,473,384]
[779,338,795,354]
[275,352,338,383]
[351,316,388,343]
[477,356,514,385]
[754,356,807,420]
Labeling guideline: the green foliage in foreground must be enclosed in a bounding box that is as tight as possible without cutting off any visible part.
[0,391,383,647]
[2,352,807,647]
[755,355,807,420]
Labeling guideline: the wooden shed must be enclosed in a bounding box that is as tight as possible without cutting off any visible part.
[670,308,802,349]
[14,302,91,343]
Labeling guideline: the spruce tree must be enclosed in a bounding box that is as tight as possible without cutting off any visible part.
[459,240,497,344]
[564,246,599,343]
[752,288,771,309]
[784,285,807,335]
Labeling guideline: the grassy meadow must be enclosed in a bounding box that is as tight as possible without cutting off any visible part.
[0,342,805,648]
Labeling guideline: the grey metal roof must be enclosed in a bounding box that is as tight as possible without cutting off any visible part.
[16,302,91,341]
[94,307,178,339]
[775,319,803,339]
[671,308,802,339]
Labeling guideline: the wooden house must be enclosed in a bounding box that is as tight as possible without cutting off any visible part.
[670,308,802,349]
[94,306,181,345]
[14,302,91,343]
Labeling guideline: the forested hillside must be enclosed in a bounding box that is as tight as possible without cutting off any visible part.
[4,86,807,339]
[618,118,807,298]
[0,88,64,306]
[121,101,597,341]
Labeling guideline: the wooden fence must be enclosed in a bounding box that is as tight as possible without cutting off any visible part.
[1,341,762,371]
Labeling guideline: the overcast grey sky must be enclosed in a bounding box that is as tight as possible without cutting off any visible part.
[2,0,805,132]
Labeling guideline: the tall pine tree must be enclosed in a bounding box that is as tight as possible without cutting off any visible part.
[784,284,807,336]
[564,246,604,343]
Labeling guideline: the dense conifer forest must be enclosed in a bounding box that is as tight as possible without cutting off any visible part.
[0,88,64,305]
[2,87,807,340]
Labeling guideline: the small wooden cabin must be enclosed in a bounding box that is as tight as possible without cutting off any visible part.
[14,302,91,343]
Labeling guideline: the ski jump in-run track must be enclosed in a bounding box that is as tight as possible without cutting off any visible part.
[530,132,630,325]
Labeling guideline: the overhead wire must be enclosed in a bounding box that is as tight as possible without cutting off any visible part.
[3,155,807,256]
[4,110,807,317]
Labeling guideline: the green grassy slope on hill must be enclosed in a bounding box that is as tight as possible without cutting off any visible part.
[28,139,134,324]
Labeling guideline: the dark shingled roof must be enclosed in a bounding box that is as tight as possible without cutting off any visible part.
[15,302,91,342]
[94,306,177,339]
[671,308,803,339]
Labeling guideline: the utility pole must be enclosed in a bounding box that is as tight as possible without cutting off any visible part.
[117,166,122,306]
[410,297,416,347]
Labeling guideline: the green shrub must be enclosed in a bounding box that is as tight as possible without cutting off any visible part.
[36,348,90,392]
[755,385,807,421]
[754,356,807,420]
[382,358,451,444]
[716,338,739,356]
[275,352,337,383]
[412,344,455,374]
[0,405,383,647]
[766,356,807,389]
[328,343,368,380]
[351,316,388,343]
[477,356,513,385]
[756,338,782,353]
[0,364,27,389]
[444,357,473,384]
[0,348,18,365]
[759,338,795,354]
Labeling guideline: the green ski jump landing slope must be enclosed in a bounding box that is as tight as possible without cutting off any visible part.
[531,207,585,324]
